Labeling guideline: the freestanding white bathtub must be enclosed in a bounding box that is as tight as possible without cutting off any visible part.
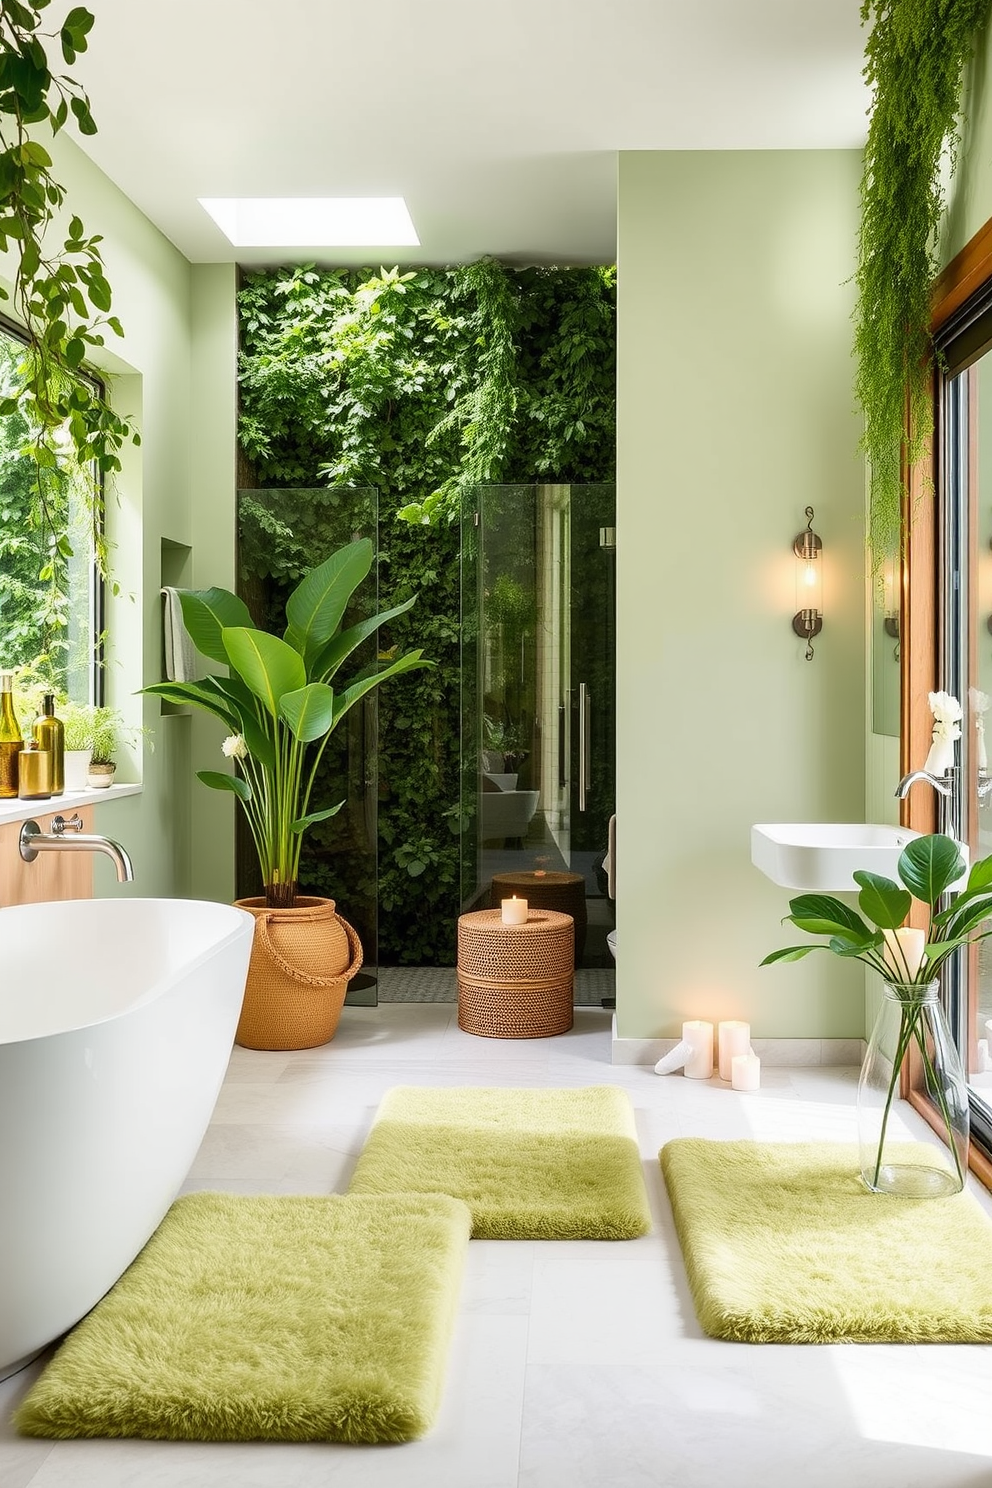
[0,897,254,1379]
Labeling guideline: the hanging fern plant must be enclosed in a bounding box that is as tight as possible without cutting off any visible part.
[856,0,991,559]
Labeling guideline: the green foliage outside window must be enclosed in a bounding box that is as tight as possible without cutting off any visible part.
[237,259,615,964]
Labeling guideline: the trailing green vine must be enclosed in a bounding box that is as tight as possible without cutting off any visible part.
[237,260,615,963]
[856,0,991,559]
[0,0,137,598]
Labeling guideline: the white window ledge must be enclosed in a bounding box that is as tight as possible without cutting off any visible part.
[0,782,142,828]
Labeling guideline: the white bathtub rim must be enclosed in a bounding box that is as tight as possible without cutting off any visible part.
[0,898,254,1047]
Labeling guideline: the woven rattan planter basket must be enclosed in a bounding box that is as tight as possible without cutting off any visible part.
[234,896,363,1050]
[457,908,573,1039]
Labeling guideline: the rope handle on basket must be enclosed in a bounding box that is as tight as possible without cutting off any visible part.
[255,910,364,988]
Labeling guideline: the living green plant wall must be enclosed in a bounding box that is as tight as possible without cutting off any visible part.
[237,260,615,963]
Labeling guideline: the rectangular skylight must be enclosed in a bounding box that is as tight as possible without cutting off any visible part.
[199,197,419,247]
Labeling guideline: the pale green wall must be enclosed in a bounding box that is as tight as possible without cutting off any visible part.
[615,150,867,1040]
[17,135,237,902]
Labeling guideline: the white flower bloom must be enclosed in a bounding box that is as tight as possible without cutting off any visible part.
[222,734,248,760]
[970,687,990,717]
[928,690,963,726]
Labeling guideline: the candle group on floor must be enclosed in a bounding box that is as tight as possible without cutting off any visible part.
[678,1019,760,1089]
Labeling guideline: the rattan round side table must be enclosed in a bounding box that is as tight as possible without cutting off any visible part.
[489,870,587,965]
[457,908,574,1039]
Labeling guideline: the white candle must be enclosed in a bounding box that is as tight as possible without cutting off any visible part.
[501,895,528,925]
[682,1020,714,1079]
[881,927,926,981]
[718,1020,751,1082]
[731,1052,761,1091]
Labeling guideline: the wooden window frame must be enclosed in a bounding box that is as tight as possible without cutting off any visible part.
[903,216,992,1188]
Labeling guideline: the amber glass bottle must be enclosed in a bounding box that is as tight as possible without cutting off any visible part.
[33,693,65,795]
[0,670,22,798]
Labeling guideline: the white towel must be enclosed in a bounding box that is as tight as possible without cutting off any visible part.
[160,587,197,683]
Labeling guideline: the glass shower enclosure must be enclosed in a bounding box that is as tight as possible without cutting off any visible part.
[460,483,616,971]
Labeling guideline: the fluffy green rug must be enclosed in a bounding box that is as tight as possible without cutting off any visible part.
[16,1191,471,1442]
[348,1085,651,1240]
[660,1139,992,1343]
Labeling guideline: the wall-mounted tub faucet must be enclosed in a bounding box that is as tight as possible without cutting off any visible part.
[19,814,134,883]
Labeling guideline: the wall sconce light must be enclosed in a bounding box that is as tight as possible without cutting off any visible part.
[792,506,823,661]
[882,552,900,658]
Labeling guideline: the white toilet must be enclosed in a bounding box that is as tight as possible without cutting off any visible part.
[607,928,617,961]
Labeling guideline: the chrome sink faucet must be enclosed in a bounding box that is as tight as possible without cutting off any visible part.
[18,813,134,883]
[895,767,958,841]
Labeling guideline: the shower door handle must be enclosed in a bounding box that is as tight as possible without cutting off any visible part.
[578,683,591,812]
[558,702,567,790]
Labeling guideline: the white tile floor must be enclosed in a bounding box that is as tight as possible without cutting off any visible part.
[4,1003,992,1488]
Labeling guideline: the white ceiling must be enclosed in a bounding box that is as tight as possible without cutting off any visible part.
[72,0,870,267]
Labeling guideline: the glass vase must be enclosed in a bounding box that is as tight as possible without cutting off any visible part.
[857,981,969,1197]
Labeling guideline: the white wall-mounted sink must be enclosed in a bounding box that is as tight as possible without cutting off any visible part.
[751,822,924,892]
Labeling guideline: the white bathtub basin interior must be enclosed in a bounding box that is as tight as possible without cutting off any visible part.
[751,822,925,892]
[0,897,254,1379]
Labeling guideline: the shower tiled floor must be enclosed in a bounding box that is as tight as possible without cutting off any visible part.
[4,1004,992,1488]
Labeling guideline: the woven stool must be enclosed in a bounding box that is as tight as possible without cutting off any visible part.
[457,908,574,1039]
[489,870,587,966]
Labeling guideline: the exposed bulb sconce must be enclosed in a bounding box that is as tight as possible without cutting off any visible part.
[792,506,823,661]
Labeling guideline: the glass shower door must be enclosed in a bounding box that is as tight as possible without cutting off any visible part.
[460,483,616,970]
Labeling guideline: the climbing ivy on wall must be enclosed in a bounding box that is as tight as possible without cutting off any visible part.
[237,259,616,964]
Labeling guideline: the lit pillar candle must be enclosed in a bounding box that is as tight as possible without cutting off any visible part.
[682,1020,714,1079]
[718,1020,751,1082]
[731,1052,761,1091]
[501,895,528,925]
[881,927,926,981]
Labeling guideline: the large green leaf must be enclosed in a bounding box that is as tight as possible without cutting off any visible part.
[852,870,912,930]
[141,679,238,730]
[330,649,433,727]
[964,853,992,895]
[283,540,374,666]
[222,627,306,717]
[178,588,253,666]
[292,801,345,832]
[759,945,817,965]
[279,683,335,742]
[933,895,992,942]
[785,894,874,942]
[196,769,252,801]
[309,594,418,682]
[898,834,966,905]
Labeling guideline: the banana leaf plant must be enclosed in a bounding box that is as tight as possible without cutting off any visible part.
[143,539,431,908]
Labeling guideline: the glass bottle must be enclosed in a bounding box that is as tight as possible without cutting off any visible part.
[857,980,969,1197]
[0,670,22,798]
[33,693,64,795]
[17,740,52,799]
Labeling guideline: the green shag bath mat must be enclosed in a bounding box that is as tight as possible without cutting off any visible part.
[348,1084,651,1239]
[16,1191,471,1443]
[660,1139,992,1344]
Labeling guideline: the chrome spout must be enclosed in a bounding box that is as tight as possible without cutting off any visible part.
[19,818,134,883]
[895,768,955,799]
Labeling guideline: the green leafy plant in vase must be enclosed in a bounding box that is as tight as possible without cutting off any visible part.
[762,833,990,1197]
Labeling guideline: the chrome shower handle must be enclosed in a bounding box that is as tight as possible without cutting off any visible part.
[579,683,591,812]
